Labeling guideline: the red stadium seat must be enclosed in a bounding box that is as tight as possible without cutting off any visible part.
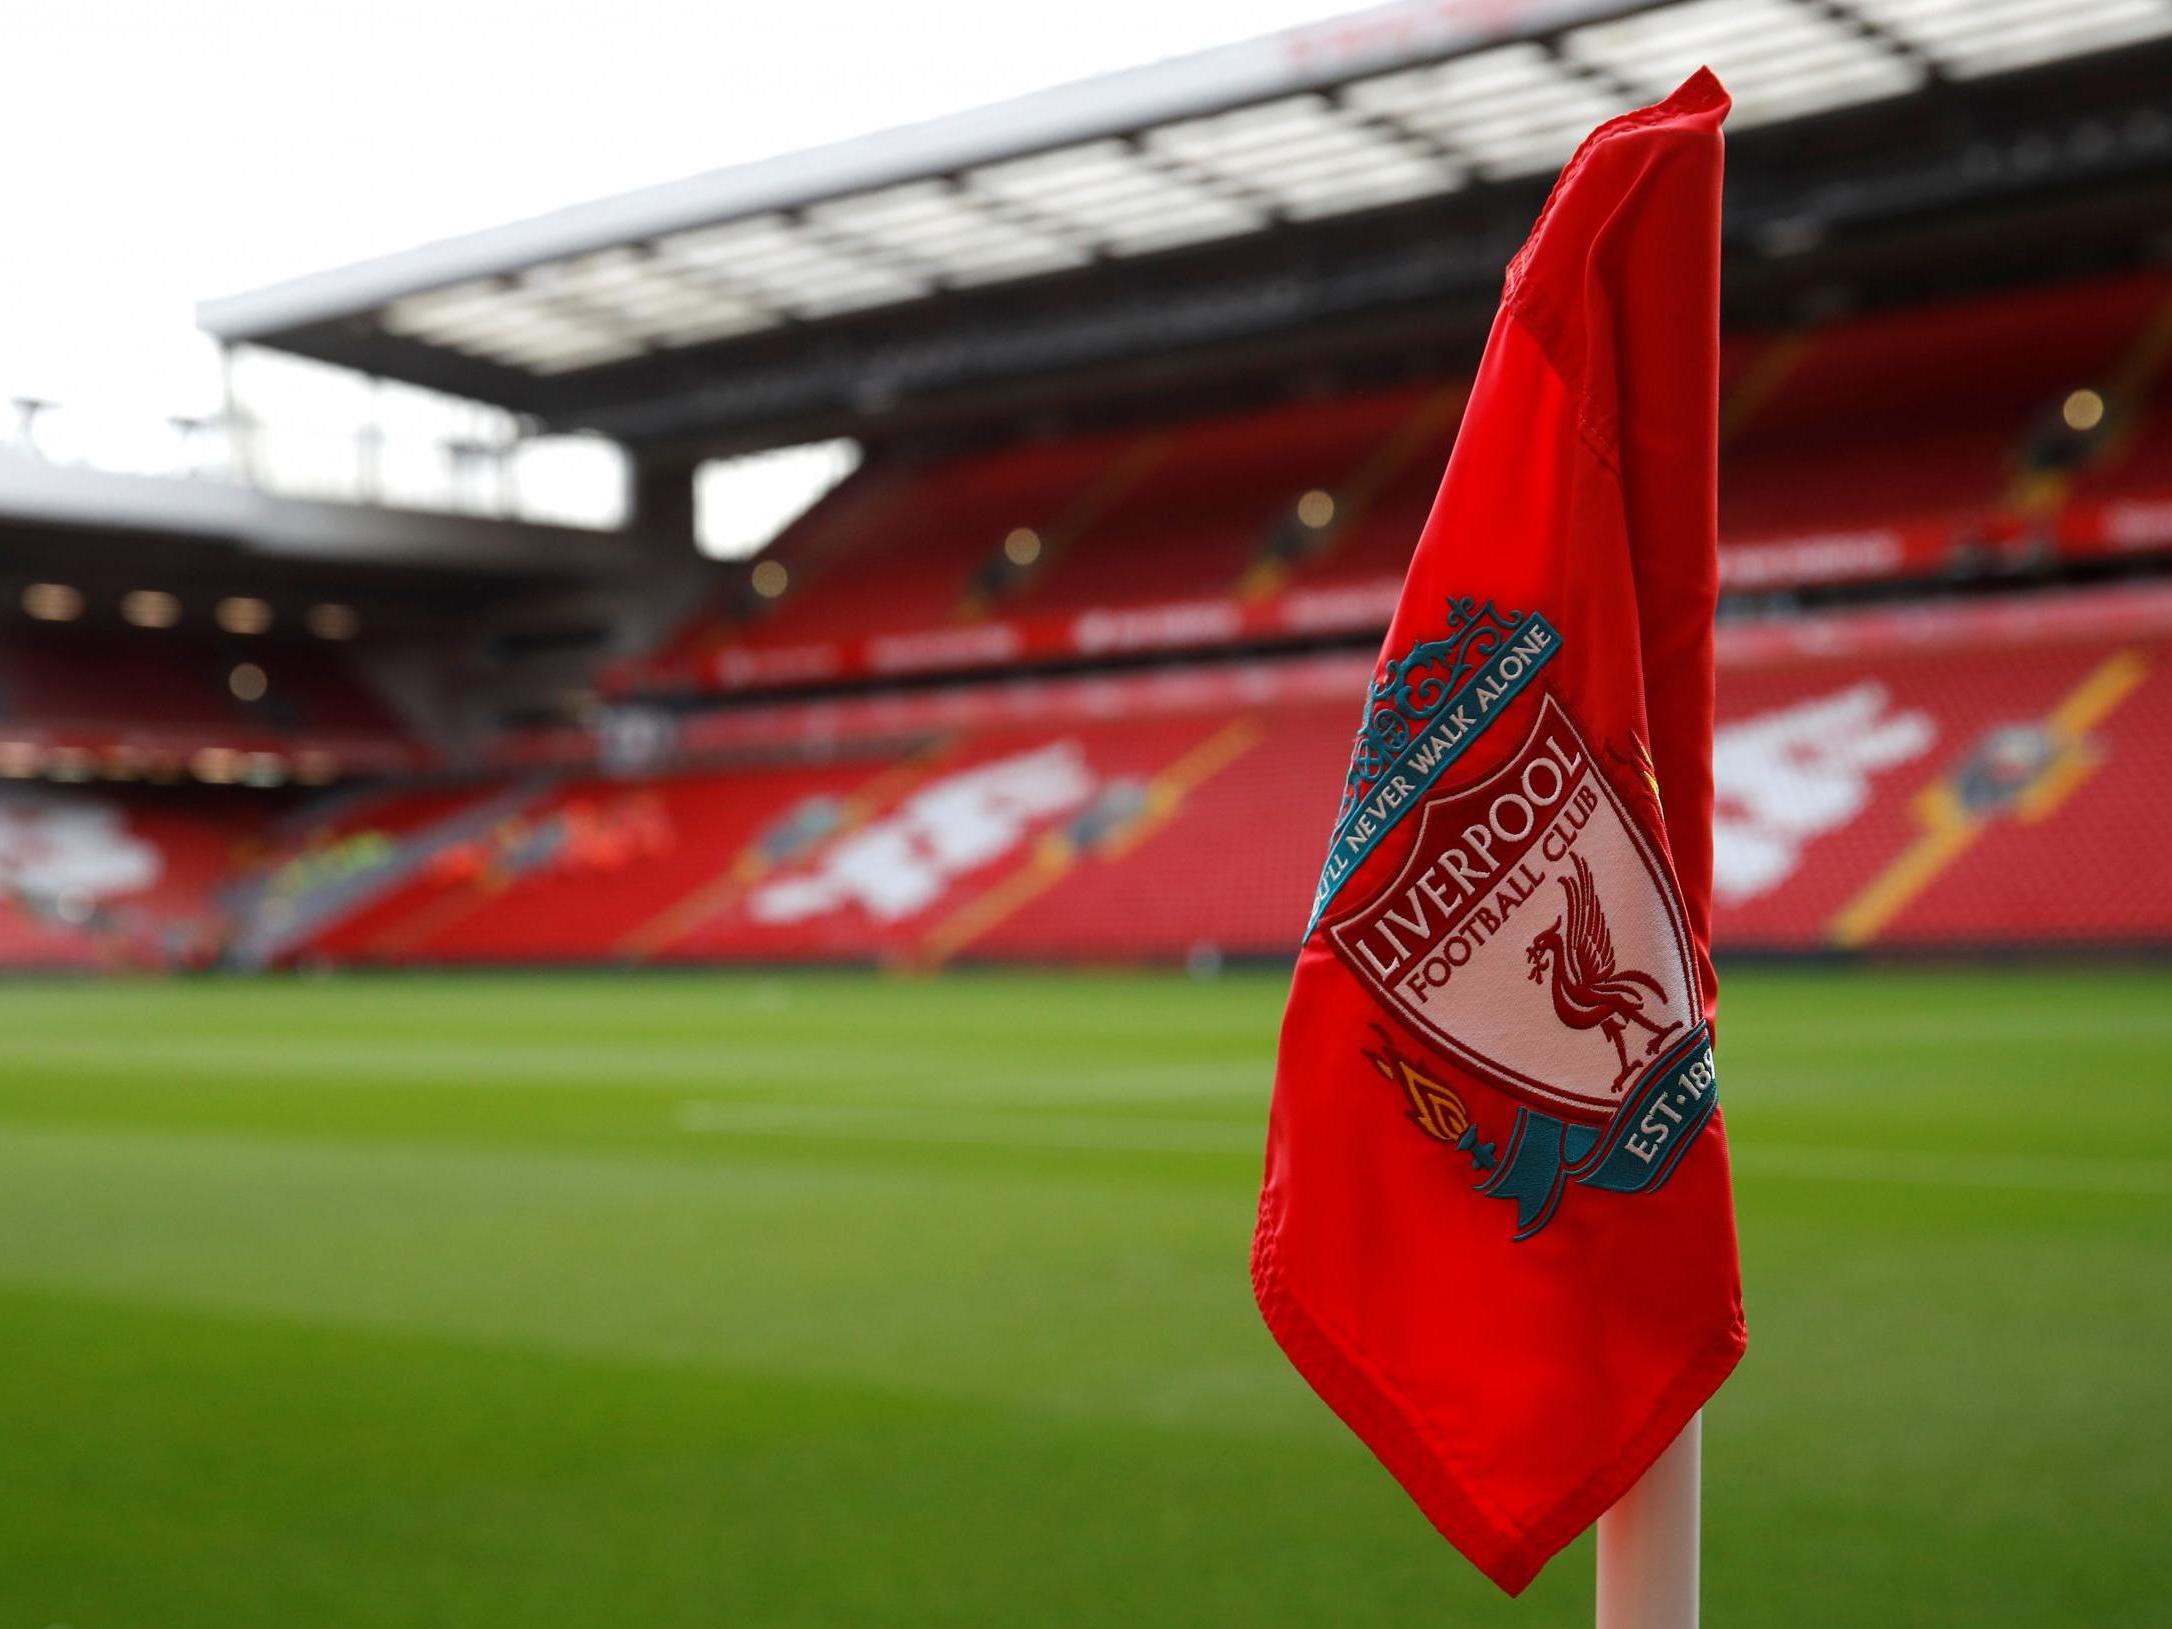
[259,584,2172,967]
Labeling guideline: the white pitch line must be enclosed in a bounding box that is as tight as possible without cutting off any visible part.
[1728,1009,2172,1047]
[672,1097,2172,1194]
[1738,1144,2172,1198]
[676,1104,2172,1195]
[676,1100,1260,1155]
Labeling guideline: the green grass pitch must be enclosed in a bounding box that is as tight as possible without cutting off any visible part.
[0,966,2165,1627]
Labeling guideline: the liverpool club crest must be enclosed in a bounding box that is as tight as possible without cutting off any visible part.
[1328,692,1700,1121]
[1319,608,1720,1238]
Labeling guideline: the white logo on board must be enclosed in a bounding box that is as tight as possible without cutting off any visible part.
[0,789,161,900]
[749,742,1093,924]
[1712,683,1934,903]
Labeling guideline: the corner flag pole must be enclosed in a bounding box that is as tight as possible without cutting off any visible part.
[1595,1411,1701,1629]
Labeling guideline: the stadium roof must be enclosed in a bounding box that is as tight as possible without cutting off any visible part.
[0,458,633,576]
[201,0,2172,448]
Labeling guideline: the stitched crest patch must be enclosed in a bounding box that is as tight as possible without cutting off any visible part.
[1318,605,1719,1238]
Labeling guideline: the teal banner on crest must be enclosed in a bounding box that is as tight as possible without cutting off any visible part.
[1477,1027,1718,1238]
[1307,611,1559,938]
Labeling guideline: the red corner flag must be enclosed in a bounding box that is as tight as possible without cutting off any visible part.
[1252,70,1744,1595]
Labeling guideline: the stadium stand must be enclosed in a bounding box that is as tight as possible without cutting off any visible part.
[628,389,1458,695]
[0,627,397,734]
[1713,588,2172,950]
[151,581,2154,972]
[622,272,2172,699]
[0,784,277,970]
[10,347,2169,976]
[12,271,2172,971]
[0,625,425,775]
[1720,271,2172,587]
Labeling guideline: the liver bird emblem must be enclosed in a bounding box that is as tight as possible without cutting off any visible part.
[1526,852,1684,1090]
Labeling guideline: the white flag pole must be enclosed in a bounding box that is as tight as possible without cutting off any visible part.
[1595,1411,1702,1629]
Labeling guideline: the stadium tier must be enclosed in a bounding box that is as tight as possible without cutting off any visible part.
[626,385,1449,692]
[0,624,426,776]
[621,271,2172,698]
[0,785,281,970]
[12,583,2164,968]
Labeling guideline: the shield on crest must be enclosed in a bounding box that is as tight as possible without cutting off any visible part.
[1327,693,1701,1122]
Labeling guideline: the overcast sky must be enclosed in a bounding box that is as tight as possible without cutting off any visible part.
[1,0,1344,420]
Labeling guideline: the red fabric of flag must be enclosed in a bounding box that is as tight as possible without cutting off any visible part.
[1252,69,1745,1596]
